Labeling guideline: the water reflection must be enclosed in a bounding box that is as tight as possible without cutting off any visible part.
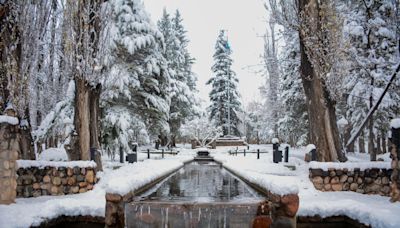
[144,161,262,202]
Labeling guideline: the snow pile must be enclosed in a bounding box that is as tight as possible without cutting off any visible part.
[0,115,19,125]
[309,161,391,171]
[17,160,97,169]
[271,138,279,144]
[337,117,348,126]
[106,155,193,195]
[213,155,298,195]
[390,118,400,129]
[38,148,69,161]
[306,144,316,153]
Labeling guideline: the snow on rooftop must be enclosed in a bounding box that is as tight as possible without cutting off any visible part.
[17,160,97,169]
[390,118,400,129]
[309,161,391,171]
[0,115,19,125]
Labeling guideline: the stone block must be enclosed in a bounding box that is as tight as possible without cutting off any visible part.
[331,183,342,191]
[85,170,95,184]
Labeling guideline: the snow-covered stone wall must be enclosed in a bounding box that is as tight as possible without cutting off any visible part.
[16,162,97,198]
[309,164,391,195]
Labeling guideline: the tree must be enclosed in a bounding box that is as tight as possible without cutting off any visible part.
[158,9,198,147]
[207,30,242,136]
[101,0,171,157]
[342,0,399,160]
[298,0,347,161]
[180,112,222,147]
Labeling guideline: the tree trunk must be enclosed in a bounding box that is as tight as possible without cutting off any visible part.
[89,84,102,171]
[382,131,387,154]
[298,0,346,162]
[344,123,355,152]
[359,131,366,153]
[377,135,382,155]
[73,77,90,160]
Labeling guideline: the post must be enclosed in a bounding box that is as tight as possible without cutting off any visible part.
[247,145,250,150]
[162,149,164,158]
[0,114,19,204]
[119,146,124,163]
[257,149,260,159]
[236,148,238,156]
[389,119,400,202]
[284,146,289,163]
[147,149,150,159]
[310,149,317,161]
[90,147,96,161]
[244,149,246,157]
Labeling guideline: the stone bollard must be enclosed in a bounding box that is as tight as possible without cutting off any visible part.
[0,114,20,204]
[390,118,400,202]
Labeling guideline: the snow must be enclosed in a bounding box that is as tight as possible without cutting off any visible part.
[337,117,348,126]
[38,148,69,161]
[390,118,400,129]
[106,155,193,195]
[271,138,279,144]
[0,115,19,125]
[309,161,391,171]
[2,145,400,228]
[306,144,316,153]
[17,160,97,169]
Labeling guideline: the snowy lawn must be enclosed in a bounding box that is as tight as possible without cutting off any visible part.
[1,144,399,228]
[0,152,194,228]
[212,145,400,228]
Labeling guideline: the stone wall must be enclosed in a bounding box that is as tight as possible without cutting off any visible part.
[310,168,392,195]
[16,165,97,197]
[0,119,19,204]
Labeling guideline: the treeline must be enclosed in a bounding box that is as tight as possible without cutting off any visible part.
[246,0,400,161]
[0,0,198,162]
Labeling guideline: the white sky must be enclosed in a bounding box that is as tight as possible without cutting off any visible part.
[144,0,267,107]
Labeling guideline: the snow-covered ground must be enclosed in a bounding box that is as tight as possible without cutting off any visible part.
[1,144,399,228]
[211,145,400,228]
[0,149,194,228]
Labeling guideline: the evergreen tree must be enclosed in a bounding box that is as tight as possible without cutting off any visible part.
[158,9,198,146]
[101,0,170,156]
[207,30,242,136]
[277,30,309,146]
[343,0,399,159]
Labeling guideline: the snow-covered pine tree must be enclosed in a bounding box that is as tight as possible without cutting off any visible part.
[277,30,309,146]
[158,9,198,147]
[207,30,242,136]
[101,0,170,156]
[343,0,399,159]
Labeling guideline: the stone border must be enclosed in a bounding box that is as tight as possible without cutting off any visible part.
[17,166,97,197]
[104,162,189,228]
[309,168,391,195]
[220,162,299,227]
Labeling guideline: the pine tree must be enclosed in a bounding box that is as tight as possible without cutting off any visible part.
[101,0,170,156]
[207,30,242,136]
[343,0,399,159]
[158,9,198,146]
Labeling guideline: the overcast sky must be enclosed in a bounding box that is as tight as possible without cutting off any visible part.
[144,0,267,107]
